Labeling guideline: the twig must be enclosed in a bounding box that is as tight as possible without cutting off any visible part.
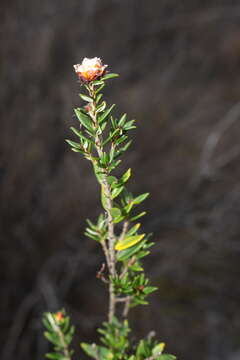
[122,296,131,318]
[101,240,111,269]
[1,292,39,360]
[96,263,108,283]
[119,221,129,242]
[120,257,136,279]
[115,297,130,303]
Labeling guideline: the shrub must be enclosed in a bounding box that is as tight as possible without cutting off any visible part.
[42,57,176,360]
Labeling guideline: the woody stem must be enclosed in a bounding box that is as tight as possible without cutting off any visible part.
[88,83,117,322]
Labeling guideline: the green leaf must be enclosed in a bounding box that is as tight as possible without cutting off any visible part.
[96,101,106,113]
[117,240,146,261]
[96,93,103,103]
[114,140,132,158]
[42,318,52,332]
[44,331,60,346]
[46,353,63,359]
[111,186,124,199]
[93,164,104,184]
[62,317,70,333]
[115,234,145,251]
[100,152,109,167]
[129,211,147,221]
[113,215,125,224]
[109,159,122,172]
[110,207,122,219]
[103,128,121,146]
[124,119,136,130]
[70,147,84,153]
[65,139,81,149]
[81,343,97,359]
[133,193,149,205]
[143,286,158,295]
[101,73,119,80]
[121,168,131,183]
[107,176,118,186]
[70,126,82,137]
[98,347,114,359]
[115,135,128,146]
[152,343,165,356]
[130,262,144,272]
[126,223,141,236]
[79,93,93,102]
[118,113,127,127]
[98,104,115,124]
[78,133,95,145]
[84,231,99,241]
[95,83,105,92]
[85,227,98,236]
[159,355,177,360]
[74,108,93,132]
[132,298,148,306]
[136,339,149,358]
[65,327,74,344]
[70,127,94,145]
[93,80,104,86]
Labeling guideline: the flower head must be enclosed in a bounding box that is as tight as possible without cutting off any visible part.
[73,57,108,82]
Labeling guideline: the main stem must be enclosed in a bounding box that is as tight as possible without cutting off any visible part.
[88,84,116,322]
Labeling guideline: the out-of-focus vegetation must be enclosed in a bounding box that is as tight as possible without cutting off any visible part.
[1,1,240,360]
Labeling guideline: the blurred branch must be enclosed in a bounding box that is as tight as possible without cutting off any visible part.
[1,292,39,360]
[199,102,240,178]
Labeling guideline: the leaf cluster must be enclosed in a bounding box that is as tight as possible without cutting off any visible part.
[43,310,74,360]
[81,316,130,360]
[112,273,157,307]
[81,316,176,360]
[131,337,176,360]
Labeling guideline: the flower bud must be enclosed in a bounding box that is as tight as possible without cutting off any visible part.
[73,57,108,82]
[85,103,92,113]
[55,311,64,322]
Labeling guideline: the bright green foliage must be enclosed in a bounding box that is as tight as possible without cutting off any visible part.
[132,336,176,360]
[81,318,176,360]
[43,310,74,360]
[85,213,107,242]
[112,273,157,306]
[43,66,176,360]
[81,316,130,360]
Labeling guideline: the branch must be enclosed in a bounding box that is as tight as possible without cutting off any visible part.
[88,84,117,322]
[122,296,131,318]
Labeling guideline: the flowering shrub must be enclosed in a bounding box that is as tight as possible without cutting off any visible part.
[42,58,176,360]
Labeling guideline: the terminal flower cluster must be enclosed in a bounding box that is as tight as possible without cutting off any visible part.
[73,57,108,82]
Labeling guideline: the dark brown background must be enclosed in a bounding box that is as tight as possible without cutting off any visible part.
[1,1,240,359]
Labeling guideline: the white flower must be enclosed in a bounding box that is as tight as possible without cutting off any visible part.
[73,57,108,82]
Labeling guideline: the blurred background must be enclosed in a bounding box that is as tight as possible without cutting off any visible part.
[1,1,240,359]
